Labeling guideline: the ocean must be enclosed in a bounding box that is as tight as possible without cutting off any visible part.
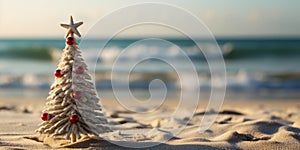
[0,38,300,99]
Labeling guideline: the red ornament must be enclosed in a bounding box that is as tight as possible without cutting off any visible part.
[55,69,63,78]
[41,112,49,121]
[66,37,75,45]
[70,114,79,123]
[50,86,55,90]
[72,91,82,99]
[76,66,84,74]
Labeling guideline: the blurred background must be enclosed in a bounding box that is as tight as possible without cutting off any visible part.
[0,0,300,100]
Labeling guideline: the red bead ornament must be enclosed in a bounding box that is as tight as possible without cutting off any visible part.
[72,91,82,99]
[55,69,63,78]
[76,66,84,74]
[70,114,79,123]
[66,37,75,45]
[50,86,55,90]
[41,112,49,121]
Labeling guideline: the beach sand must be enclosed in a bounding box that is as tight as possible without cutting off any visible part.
[0,98,299,149]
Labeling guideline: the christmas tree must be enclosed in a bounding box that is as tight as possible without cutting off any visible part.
[36,16,111,143]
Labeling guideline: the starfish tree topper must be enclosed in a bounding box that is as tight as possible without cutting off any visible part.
[60,16,83,38]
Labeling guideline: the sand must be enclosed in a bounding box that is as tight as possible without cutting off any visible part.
[0,98,299,149]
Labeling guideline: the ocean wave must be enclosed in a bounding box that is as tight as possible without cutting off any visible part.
[92,44,228,63]
[0,47,61,61]
[91,42,300,63]
[1,70,300,92]
[224,44,300,59]
[0,39,299,62]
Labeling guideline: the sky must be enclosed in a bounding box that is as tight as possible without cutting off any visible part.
[0,0,299,38]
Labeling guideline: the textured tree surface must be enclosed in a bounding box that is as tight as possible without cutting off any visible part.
[36,17,111,142]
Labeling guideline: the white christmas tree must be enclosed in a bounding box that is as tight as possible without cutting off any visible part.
[36,16,111,143]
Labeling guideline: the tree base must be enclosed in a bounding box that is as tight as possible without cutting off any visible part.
[26,134,101,148]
